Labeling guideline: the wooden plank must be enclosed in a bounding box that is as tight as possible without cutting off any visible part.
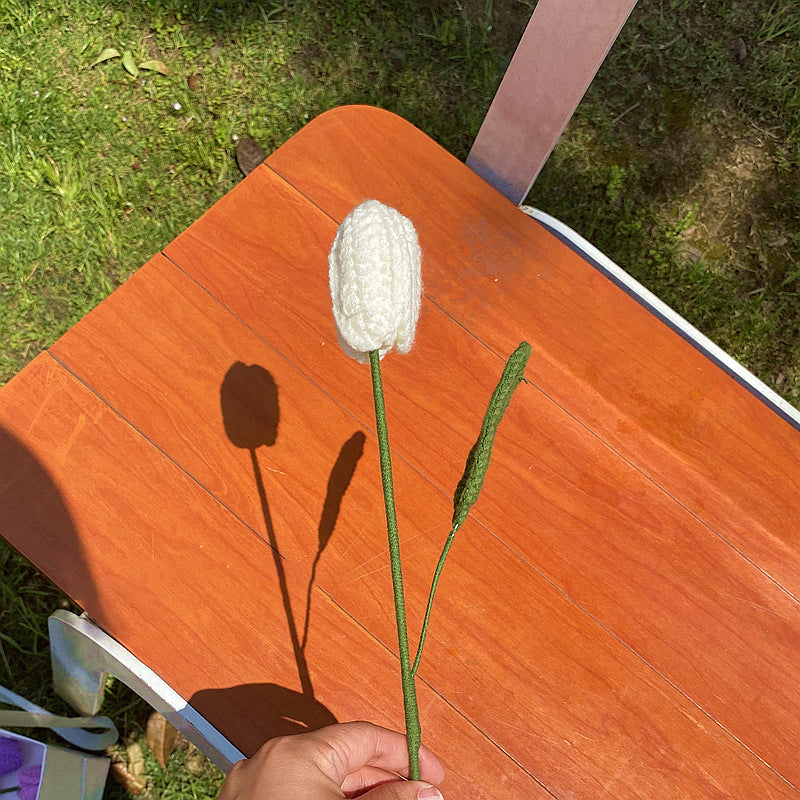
[71,210,800,782]
[321,493,800,799]
[1,356,795,797]
[0,355,544,800]
[466,0,639,202]
[51,255,342,560]
[262,105,800,599]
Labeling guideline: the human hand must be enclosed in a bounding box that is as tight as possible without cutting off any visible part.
[218,721,445,800]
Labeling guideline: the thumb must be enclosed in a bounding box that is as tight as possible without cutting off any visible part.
[360,782,443,800]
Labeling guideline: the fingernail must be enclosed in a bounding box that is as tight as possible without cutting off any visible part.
[418,788,443,800]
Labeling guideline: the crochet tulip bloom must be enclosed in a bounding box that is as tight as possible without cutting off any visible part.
[328,200,422,362]
[329,199,424,778]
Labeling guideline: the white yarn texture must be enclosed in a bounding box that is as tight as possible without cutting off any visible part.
[329,200,422,363]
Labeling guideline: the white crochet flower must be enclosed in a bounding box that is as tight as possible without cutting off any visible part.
[329,200,422,363]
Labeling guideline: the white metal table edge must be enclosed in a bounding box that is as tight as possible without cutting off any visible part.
[523,206,800,432]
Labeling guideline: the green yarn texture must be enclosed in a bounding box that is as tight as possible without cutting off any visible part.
[451,341,531,530]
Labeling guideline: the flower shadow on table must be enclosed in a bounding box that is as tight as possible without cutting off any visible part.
[207,362,366,754]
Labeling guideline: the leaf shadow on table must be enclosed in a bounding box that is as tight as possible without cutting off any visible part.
[210,362,366,752]
[0,425,103,713]
[0,424,102,621]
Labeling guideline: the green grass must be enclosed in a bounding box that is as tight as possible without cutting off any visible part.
[1,0,798,796]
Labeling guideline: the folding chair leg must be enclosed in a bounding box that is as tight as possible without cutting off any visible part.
[49,610,244,772]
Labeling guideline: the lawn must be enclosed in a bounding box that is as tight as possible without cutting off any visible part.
[1,0,798,796]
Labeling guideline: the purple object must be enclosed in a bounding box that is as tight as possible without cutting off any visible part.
[18,765,42,800]
[0,737,24,778]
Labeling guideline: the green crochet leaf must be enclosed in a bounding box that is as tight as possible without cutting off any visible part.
[452,341,531,529]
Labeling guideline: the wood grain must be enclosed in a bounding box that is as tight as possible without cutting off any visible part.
[2,349,795,797]
[0,355,545,800]
[163,160,800,784]
[53,225,800,790]
[51,254,347,560]
[263,105,800,600]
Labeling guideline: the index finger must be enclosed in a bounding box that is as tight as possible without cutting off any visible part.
[308,721,445,786]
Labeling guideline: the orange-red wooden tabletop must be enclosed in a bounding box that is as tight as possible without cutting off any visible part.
[1,105,799,799]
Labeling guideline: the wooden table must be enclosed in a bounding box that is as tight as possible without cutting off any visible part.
[2,105,799,799]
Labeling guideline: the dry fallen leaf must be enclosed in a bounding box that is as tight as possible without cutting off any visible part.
[89,48,121,68]
[108,744,146,795]
[146,711,179,769]
[127,742,147,782]
[726,36,747,66]
[139,59,169,76]
[121,50,139,78]
[235,138,266,176]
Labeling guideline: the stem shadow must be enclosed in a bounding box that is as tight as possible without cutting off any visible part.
[216,361,364,744]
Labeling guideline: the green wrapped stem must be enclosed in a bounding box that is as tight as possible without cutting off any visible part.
[369,349,422,780]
